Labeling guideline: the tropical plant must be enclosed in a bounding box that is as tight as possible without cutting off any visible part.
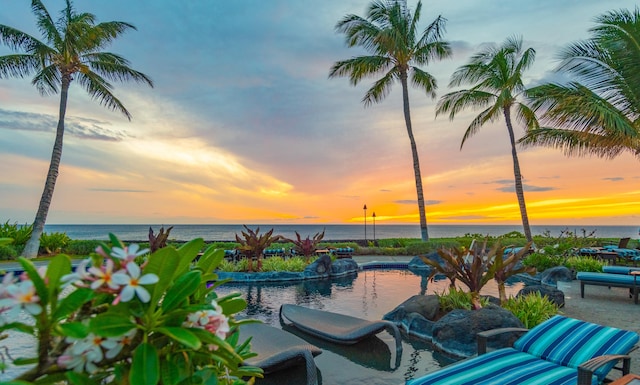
[286,229,325,262]
[0,1,153,258]
[563,256,605,273]
[148,225,174,253]
[39,231,71,254]
[523,252,565,272]
[491,243,536,305]
[436,287,489,313]
[0,234,261,384]
[420,240,495,310]
[435,36,538,242]
[235,225,282,272]
[63,239,102,256]
[329,0,451,241]
[503,292,559,328]
[0,221,33,247]
[522,8,640,160]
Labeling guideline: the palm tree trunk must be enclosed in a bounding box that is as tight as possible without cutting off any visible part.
[400,71,429,241]
[503,107,533,242]
[21,76,71,259]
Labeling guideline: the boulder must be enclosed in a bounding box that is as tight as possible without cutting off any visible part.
[540,266,573,285]
[384,294,441,322]
[517,284,565,308]
[329,258,359,277]
[431,305,524,357]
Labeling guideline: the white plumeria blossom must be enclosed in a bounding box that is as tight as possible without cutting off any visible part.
[184,300,230,341]
[112,262,158,303]
[0,272,16,297]
[89,259,120,290]
[105,328,137,359]
[111,244,149,263]
[61,259,91,286]
[0,280,42,321]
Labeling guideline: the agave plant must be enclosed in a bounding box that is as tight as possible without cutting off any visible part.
[286,229,325,263]
[235,225,282,272]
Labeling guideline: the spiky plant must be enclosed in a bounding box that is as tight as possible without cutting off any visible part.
[235,225,282,272]
[286,229,325,263]
[148,226,174,253]
[490,242,536,305]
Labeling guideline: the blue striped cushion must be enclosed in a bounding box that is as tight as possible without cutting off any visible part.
[577,272,638,285]
[513,315,639,381]
[406,348,589,385]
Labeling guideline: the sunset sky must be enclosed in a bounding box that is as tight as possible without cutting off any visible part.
[0,0,638,227]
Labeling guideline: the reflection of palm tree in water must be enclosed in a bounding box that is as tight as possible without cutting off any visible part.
[420,274,428,295]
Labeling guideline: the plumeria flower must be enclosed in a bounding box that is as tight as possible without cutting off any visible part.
[70,333,116,363]
[184,300,230,342]
[89,259,120,290]
[105,328,137,359]
[58,343,101,374]
[0,280,42,319]
[112,262,158,303]
[111,244,149,263]
[0,272,16,297]
[61,259,91,287]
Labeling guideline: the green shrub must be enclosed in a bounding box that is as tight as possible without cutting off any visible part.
[39,232,71,254]
[406,240,460,255]
[523,252,564,272]
[436,287,489,312]
[208,242,240,250]
[0,245,18,260]
[0,221,32,247]
[503,292,559,328]
[64,240,102,256]
[563,256,604,273]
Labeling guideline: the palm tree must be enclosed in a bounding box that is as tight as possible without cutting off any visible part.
[522,8,640,159]
[329,0,451,242]
[435,36,538,242]
[0,0,153,258]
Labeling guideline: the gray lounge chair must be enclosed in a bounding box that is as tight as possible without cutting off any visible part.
[239,322,322,385]
[279,304,402,354]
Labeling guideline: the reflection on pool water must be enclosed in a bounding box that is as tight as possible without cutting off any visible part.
[215,268,524,385]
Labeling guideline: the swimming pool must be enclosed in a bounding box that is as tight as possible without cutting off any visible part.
[215,268,524,385]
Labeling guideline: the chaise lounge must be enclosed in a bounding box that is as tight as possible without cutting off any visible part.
[576,271,639,304]
[406,315,639,385]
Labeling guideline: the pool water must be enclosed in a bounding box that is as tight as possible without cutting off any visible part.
[215,269,524,385]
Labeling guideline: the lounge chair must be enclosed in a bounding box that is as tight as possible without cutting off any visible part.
[406,315,639,385]
[279,304,402,354]
[239,322,322,385]
[334,247,354,259]
[577,271,639,304]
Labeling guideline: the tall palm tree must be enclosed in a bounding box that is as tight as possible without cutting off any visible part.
[0,0,153,258]
[435,36,538,242]
[522,8,640,159]
[329,0,451,242]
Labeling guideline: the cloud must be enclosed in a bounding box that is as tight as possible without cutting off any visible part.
[394,199,442,205]
[0,109,129,141]
[602,177,624,182]
[441,215,491,220]
[88,188,152,193]
[497,184,556,193]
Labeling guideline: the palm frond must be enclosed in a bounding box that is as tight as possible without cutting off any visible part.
[76,71,131,120]
[31,0,62,47]
[0,54,41,79]
[85,52,153,86]
[514,102,540,131]
[328,55,391,85]
[461,104,501,148]
[435,89,495,120]
[32,65,60,95]
[363,69,397,106]
[410,66,437,97]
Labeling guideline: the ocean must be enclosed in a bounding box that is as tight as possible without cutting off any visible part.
[42,224,639,241]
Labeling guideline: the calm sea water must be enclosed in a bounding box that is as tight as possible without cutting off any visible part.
[43,224,639,241]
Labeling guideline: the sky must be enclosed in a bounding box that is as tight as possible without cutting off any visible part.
[0,0,639,227]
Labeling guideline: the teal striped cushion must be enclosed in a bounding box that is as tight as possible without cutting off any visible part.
[513,315,639,381]
[406,348,589,385]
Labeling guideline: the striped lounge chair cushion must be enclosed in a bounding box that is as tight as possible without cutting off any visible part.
[602,266,640,275]
[406,348,587,385]
[513,315,639,382]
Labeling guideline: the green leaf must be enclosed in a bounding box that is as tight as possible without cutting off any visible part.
[89,314,135,337]
[156,327,201,349]
[53,288,95,321]
[175,238,205,277]
[0,322,34,335]
[162,270,202,313]
[160,359,180,385]
[218,297,247,316]
[65,371,95,385]
[59,322,89,339]
[13,357,38,366]
[109,233,125,249]
[45,254,72,304]
[196,247,224,274]
[144,247,181,307]
[17,257,48,306]
[130,343,159,385]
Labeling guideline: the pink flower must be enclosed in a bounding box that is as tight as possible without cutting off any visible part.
[111,244,149,263]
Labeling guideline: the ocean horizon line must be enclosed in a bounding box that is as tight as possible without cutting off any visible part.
[42,223,639,241]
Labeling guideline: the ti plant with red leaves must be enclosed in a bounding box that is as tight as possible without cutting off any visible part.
[148,225,174,253]
[286,229,325,262]
[235,225,282,271]
[491,242,536,305]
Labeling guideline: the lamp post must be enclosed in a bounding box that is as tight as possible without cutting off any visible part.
[372,212,376,242]
[363,204,367,242]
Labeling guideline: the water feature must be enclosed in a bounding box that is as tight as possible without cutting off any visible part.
[215,268,524,385]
